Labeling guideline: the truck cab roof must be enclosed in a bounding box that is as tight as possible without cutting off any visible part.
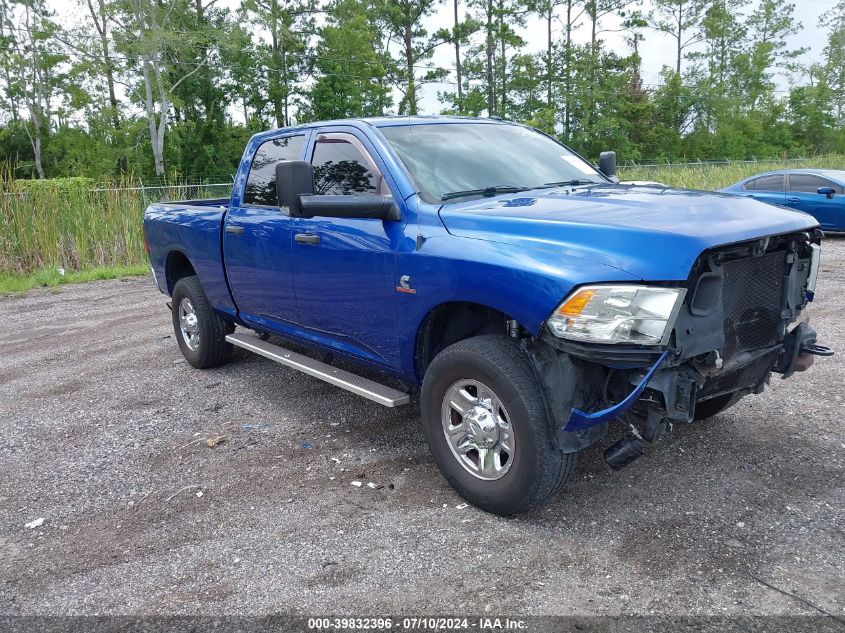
[247,116,513,144]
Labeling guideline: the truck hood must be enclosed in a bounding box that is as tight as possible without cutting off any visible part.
[438,185,819,280]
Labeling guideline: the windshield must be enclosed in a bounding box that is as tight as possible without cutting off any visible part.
[378,122,606,203]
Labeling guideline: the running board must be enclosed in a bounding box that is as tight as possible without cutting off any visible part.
[226,333,410,407]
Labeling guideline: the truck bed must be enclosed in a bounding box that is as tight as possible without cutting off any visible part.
[144,201,236,316]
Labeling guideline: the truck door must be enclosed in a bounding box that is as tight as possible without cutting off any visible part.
[292,129,403,367]
[223,133,306,328]
[785,173,844,231]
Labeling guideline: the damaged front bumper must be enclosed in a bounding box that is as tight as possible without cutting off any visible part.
[564,351,669,432]
[527,231,834,456]
[562,321,830,433]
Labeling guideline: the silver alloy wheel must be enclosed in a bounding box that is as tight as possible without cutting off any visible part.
[441,379,515,480]
[178,297,200,351]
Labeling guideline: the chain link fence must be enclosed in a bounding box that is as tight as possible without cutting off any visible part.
[90,181,234,205]
[619,156,817,168]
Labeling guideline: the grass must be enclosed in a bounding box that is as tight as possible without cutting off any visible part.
[0,264,150,294]
[618,156,845,190]
[0,170,230,295]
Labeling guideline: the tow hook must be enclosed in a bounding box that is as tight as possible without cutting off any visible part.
[794,343,833,373]
[775,322,834,379]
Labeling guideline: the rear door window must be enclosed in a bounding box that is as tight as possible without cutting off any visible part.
[744,174,784,192]
[788,173,842,194]
[243,135,306,206]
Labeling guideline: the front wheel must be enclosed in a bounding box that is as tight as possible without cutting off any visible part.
[171,275,234,369]
[421,335,576,515]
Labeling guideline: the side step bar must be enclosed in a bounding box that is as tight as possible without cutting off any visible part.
[226,333,410,407]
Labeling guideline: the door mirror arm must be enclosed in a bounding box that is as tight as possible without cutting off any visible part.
[299,194,401,221]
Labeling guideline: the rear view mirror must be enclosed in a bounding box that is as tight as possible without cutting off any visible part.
[276,160,399,221]
[817,186,835,198]
[275,161,314,216]
[599,151,619,183]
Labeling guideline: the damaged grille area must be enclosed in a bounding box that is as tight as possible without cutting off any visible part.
[721,250,785,358]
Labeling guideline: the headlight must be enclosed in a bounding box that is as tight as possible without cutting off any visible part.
[547,285,686,345]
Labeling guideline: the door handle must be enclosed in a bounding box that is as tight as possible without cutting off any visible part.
[225,225,245,235]
[787,197,800,203]
[295,233,321,245]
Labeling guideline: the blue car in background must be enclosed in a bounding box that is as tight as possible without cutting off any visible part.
[721,169,845,232]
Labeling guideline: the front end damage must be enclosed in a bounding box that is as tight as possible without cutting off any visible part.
[526,229,833,467]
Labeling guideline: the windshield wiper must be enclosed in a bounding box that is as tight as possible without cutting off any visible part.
[538,179,602,189]
[441,185,528,201]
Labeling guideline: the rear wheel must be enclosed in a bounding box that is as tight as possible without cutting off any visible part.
[421,335,575,515]
[693,391,743,420]
[171,276,234,369]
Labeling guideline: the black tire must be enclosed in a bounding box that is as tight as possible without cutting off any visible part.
[693,391,743,420]
[171,275,234,369]
[421,335,575,515]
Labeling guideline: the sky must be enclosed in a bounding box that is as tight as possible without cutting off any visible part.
[48,0,837,118]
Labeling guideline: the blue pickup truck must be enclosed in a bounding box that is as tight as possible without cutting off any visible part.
[144,116,831,515]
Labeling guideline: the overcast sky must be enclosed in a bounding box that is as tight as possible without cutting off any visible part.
[49,0,838,118]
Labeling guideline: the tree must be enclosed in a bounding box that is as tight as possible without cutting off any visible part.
[558,0,587,139]
[823,0,845,125]
[0,0,21,123]
[72,0,128,173]
[743,0,804,111]
[114,0,211,176]
[220,23,270,128]
[7,0,68,179]
[303,0,392,120]
[377,0,444,115]
[651,0,705,76]
[580,0,641,143]
[529,0,566,124]
[243,0,317,128]
[434,0,478,113]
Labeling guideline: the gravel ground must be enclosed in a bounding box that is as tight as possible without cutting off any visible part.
[0,237,843,619]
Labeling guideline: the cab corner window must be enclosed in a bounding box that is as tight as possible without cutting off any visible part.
[243,135,305,206]
[311,133,385,196]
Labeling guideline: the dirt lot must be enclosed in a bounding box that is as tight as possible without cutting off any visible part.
[0,238,843,620]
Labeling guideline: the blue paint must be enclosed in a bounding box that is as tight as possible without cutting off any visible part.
[144,116,820,387]
[564,351,670,432]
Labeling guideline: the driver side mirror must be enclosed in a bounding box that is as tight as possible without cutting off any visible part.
[599,151,619,183]
[275,160,400,221]
[817,186,836,199]
[275,160,314,217]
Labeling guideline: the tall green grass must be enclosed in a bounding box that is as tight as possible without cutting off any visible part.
[0,174,147,274]
[0,172,229,277]
[618,156,845,190]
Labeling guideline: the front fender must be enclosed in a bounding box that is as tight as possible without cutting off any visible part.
[395,233,641,382]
